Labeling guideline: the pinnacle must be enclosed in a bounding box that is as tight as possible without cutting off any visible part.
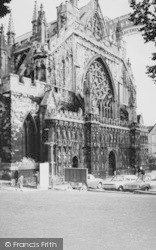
[0,24,7,49]
[39,3,47,25]
[7,12,15,34]
[40,3,44,12]
[32,1,38,22]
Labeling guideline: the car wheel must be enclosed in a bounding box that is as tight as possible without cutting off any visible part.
[97,182,102,189]
[118,186,124,192]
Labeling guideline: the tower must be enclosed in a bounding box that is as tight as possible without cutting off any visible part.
[32,4,49,82]
[57,0,79,35]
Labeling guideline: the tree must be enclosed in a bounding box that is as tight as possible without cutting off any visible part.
[129,0,156,81]
[0,0,11,18]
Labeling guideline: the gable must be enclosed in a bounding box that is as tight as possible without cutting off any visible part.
[80,0,109,41]
[149,124,156,135]
[87,13,104,40]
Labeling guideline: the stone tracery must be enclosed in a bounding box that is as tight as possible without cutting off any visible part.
[84,59,114,118]
[87,14,103,40]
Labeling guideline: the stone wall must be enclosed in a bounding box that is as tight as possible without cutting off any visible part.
[0,93,11,162]
[11,92,40,162]
[0,74,43,167]
[2,74,46,97]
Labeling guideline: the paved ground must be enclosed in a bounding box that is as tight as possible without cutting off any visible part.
[0,189,156,250]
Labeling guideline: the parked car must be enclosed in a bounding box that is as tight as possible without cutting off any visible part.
[147,171,156,180]
[124,175,151,191]
[103,175,137,191]
[87,174,105,189]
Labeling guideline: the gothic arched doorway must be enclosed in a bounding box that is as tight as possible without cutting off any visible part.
[72,156,78,168]
[108,151,116,176]
[23,114,37,160]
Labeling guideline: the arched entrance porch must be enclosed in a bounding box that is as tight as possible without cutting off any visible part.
[72,156,78,168]
[23,113,37,160]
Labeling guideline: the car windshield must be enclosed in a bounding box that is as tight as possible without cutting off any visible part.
[88,175,95,180]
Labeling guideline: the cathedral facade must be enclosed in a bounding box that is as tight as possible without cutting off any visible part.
[0,0,148,177]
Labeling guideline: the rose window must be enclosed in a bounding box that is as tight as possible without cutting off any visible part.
[85,60,114,118]
[88,61,113,101]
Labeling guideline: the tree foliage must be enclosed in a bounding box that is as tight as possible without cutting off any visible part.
[129,0,156,81]
[0,0,11,18]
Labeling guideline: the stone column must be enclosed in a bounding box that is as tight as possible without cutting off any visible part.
[49,142,55,176]
[84,121,91,173]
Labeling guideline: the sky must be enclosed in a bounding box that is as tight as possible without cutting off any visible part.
[1,0,156,126]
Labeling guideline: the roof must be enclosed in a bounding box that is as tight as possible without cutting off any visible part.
[80,3,90,19]
[15,31,32,44]
[148,124,156,133]
[147,126,153,132]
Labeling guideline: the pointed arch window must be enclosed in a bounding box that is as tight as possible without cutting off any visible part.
[40,60,46,82]
[23,114,37,160]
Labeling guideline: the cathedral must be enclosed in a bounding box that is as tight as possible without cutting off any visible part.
[0,0,148,178]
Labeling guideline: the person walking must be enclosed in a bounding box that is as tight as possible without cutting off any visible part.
[140,167,145,175]
[14,170,19,187]
[138,167,145,180]
[16,175,24,191]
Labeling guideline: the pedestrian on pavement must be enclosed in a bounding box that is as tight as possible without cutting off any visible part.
[117,169,120,175]
[140,167,145,175]
[16,175,24,191]
[137,167,140,176]
[138,167,145,180]
[35,171,40,187]
[14,170,19,187]
[113,169,116,176]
